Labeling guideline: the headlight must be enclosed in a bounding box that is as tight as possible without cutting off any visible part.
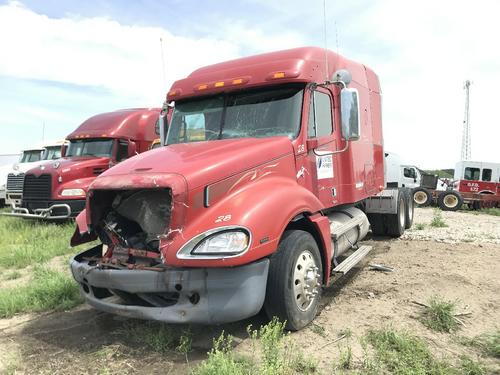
[61,188,85,197]
[177,226,251,259]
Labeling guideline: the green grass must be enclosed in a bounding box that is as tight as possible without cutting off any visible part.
[419,297,460,333]
[365,328,453,374]
[414,223,426,230]
[0,266,83,318]
[478,207,500,216]
[459,356,485,375]
[193,317,317,375]
[0,216,85,268]
[430,210,448,228]
[460,331,500,358]
[4,270,22,280]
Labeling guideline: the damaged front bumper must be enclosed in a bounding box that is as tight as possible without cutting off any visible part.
[70,245,269,324]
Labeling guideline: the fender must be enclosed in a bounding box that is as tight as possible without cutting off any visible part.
[70,209,97,246]
[163,174,325,268]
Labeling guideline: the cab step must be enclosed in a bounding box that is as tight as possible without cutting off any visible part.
[332,245,372,276]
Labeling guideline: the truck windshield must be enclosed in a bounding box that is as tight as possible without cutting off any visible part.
[67,139,113,157]
[166,85,304,144]
[42,146,61,160]
[20,150,42,163]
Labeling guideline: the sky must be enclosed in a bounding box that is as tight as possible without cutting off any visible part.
[0,0,499,169]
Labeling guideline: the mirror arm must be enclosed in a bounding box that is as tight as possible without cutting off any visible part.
[313,139,349,156]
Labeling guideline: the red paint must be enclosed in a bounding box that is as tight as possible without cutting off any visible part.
[78,47,385,285]
[22,108,160,216]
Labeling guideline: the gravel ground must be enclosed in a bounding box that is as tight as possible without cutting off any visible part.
[402,207,500,244]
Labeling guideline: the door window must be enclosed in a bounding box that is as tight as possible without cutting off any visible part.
[482,168,492,182]
[308,91,333,138]
[464,167,480,180]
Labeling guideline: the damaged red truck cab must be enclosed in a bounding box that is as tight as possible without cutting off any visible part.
[4,108,160,219]
[71,47,411,330]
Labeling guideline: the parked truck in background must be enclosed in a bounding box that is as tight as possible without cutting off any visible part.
[69,47,413,330]
[2,108,160,219]
[4,141,66,207]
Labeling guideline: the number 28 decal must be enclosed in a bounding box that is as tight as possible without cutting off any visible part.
[215,215,232,223]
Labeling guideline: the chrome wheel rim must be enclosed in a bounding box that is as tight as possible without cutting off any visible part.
[414,191,427,205]
[293,250,321,312]
[399,198,405,228]
[444,194,458,208]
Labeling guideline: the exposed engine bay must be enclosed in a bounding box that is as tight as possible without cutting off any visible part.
[88,189,172,270]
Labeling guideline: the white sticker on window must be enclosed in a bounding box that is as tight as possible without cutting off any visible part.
[316,155,333,179]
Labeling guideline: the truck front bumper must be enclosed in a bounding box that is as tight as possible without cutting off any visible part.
[0,199,85,220]
[70,245,270,324]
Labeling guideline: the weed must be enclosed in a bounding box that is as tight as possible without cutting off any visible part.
[334,345,352,370]
[459,356,485,375]
[460,331,500,358]
[0,266,83,318]
[290,351,317,374]
[430,210,448,228]
[366,328,452,374]
[310,322,327,338]
[124,322,177,353]
[176,328,193,363]
[192,332,252,375]
[419,297,459,333]
[414,223,426,230]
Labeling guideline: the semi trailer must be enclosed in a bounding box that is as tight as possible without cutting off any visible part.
[2,108,160,219]
[69,47,412,330]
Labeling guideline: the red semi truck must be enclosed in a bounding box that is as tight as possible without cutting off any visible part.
[70,47,412,330]
[2,108,160,219]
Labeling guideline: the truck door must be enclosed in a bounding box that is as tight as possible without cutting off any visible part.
[402,167,418,188]
[306,87,340,206]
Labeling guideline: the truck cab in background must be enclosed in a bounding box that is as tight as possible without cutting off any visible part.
[452,160,500,209]
[4,141,66,207]
[2,108,160,219]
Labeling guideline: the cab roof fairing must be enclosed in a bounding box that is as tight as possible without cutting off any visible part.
[66,108,161,141]
[166,46,380,102]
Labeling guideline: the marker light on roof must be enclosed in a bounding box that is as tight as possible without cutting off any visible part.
[196,84,208,91]
[232,78,244,85]
[273,72,286,79]
[214,81,225,87]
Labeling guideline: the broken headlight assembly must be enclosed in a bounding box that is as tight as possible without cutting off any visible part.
[177,226,251,259]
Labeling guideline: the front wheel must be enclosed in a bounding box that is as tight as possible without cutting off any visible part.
[264,230,323,331]
[413,187,432,207]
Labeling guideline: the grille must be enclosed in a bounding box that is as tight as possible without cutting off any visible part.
[6,173,25,192]
[23,174,52,200]
[93,167,106,176]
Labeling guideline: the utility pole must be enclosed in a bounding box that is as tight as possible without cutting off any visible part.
[461,80,471,161]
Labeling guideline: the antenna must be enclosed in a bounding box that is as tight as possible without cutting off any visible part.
[160,37,167,91]
[461,80,472,160]
[322,0,329,82]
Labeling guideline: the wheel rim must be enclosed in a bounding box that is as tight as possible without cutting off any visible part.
[399,198,405,228]
[443,194,458,208]
[414,191,427,205]
[293,250,321,312]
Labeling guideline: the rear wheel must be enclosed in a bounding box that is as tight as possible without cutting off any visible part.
[367,213,386,236]
[404,190,414,229]
[438,191,463,211]
[386,192,406,237]
[264,230,323,331]
[413,188,432,207]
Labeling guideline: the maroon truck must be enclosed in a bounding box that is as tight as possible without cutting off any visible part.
[2,108,160,219]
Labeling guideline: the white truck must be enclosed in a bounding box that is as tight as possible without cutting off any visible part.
[4,141,66,207]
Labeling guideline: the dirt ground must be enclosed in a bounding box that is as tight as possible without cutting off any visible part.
[0,207,499,374]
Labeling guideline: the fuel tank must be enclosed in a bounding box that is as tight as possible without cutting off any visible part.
[327,207,370,259]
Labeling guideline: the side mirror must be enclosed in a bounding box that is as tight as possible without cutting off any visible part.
[61,144,68,157]
[340,88,361,141]
[159,102,173,146]
[127,141,137,157]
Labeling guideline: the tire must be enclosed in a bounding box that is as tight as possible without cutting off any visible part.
[404,190,414,229]
[264,230,323,331]
[367,213,386,236]
[386,191,406,237]
[412,187,432,207]
[437,191,463,211]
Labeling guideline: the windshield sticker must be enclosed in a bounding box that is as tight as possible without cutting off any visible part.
[316,155,333,179]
